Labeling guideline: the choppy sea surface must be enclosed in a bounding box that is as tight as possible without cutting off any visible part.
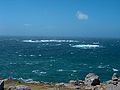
[0,36,120,82]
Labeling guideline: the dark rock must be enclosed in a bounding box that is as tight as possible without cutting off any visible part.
[85,73,100,86]
[107,80,118,85]
[0,80,4,90]
[112,73,119,81]
[91,79,100,86]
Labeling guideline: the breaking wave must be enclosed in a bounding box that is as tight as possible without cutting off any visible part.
[72,44,101,49]
[32,70,47,75]
[112,68,119,72]
[56,69,77,72]
[22,40,79,43]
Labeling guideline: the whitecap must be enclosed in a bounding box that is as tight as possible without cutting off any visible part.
[93,42,99,45]
[70,74,74,76]
[112,68,119,72]
[38,54,42,57]
[30,55,35,57]
[22,39,79,43]
[18,55,22,57]
[32,70,39,73]
[98,65,106,69]
[18,78,24,81]
[72,44,101,49]
[18,78,33,82]
[72,70,77,72]
[22,40,39,43]
[40,72,46,74]
[57,69,64,72]
[32,70,46,75]
[25,79,33,82]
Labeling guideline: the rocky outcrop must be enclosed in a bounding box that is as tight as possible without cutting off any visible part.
[55,83,65,87]
[112,73,119,81]
[0,80,4,90]
[85,73,100,86]
[69,80,84,86]
[105,73,120,90]
[4,73,120,90]
[107,73,119,86]
[8,85,31,90]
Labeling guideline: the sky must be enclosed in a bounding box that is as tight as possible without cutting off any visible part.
[0,0,120,38]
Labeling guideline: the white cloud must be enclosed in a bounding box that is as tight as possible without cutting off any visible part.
[76,11,88,20]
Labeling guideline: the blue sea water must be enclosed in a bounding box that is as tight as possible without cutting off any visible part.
[0,36,120,83]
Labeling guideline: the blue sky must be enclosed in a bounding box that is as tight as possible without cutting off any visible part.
[0,0,120,38]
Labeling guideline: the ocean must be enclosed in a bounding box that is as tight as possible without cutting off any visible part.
[0,36,120,83]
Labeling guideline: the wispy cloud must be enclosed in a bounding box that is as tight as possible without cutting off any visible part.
[76,11,88,20]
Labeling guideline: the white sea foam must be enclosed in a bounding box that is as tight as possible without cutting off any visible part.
[22,40,79,43]
[57,69,64,72]
[93,42,99,44]
[32,70,39,73]
[70,74,74,76]
[24,79,33,82]
[57,69,77,72]
[18,55,22,57]
[40,72,46,74]
[72,70,77,72]
[18,78,25,81]
[10,62,17,65]
[38,54,42,57]
[112,68,119,72]
[30,55,35,57]
[98,65,106,69]
[26,62,33,65]
[72,44,101,49]
[18,78,33,82]
[32,70,46,75]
